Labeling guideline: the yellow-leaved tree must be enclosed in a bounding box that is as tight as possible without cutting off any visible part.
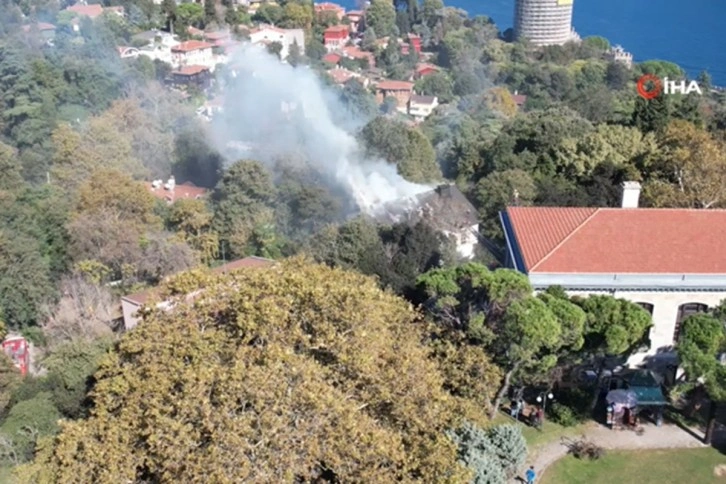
[18,259,476,483]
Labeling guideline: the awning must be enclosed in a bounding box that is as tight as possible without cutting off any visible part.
[630,386,668,406]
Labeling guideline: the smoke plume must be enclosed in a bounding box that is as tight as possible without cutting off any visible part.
[210,45,432,212]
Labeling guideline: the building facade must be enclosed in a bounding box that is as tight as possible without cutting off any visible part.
[500,182,726,367]
[375,80,414,109]
[514,0,575,46]
[249,26,305,60]
[171,40,215,69]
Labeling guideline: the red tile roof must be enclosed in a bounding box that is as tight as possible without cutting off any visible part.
[376,80,414,91]
[512,94,527,106]
[322,53,341,64]
[172,40,213,53]
[415,63,439,74]
[147,181,208,203]
[174,65,210,76]
[505,206,726,274]
[66,4,104,18]
[329,68,355,84]
[203,31,230,41]
[325,25,350,33]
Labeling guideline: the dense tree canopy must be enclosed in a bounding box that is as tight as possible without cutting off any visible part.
[19,260,476,482]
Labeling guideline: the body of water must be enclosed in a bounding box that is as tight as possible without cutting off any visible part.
[341,0,726,86]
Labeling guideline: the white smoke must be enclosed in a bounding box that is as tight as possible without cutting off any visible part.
[210,44,431,212]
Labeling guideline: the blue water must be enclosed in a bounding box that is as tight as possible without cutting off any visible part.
[342,0,726,85]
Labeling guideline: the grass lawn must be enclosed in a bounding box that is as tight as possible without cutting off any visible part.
[541,447,726,484]
[490,413,589,450]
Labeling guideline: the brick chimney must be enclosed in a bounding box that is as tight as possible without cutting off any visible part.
[621,181,641,208]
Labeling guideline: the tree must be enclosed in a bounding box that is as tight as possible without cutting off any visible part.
[574,295,652,408]
[360,117,441,183]
[643,120,726,208]
[287,40,303,66]
[266,41,283,59]
[677,310,726,443]
[212,160,277,258]
[19,260,473,482]
[473,169,536,241]
[204,0,217,24]
[414,72,454,103]
[484,87,518,118]
[0,142,22,191]
[365,0,396,38]
[448,422,527,483]
[632,93,671,133]
[0,392,61,463]
[168,199,219,263]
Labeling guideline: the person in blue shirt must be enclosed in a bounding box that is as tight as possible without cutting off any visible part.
[526,466,536,484]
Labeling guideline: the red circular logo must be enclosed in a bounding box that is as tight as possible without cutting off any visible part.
[637,74,662,100]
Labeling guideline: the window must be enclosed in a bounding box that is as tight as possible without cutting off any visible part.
[636,302,654,315]
[673,303,708,343]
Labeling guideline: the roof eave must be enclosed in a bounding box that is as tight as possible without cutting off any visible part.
[528,272,726,291]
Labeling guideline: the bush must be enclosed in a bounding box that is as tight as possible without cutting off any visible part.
[0,392,61,463]
[487,424,527,477]
[548,402,579,427]
[449,422,529,483]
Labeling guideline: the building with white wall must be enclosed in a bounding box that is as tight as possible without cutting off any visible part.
[500,182,726,367]
[248,25,305,60]
[171,40,216,70]
[514,0,576,46]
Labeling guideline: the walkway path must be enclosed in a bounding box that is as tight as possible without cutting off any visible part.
[521,422,707,481]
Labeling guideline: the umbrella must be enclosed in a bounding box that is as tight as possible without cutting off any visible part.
[606,389,638,407]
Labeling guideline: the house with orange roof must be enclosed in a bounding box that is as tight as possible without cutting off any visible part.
[414,63,439,79]
[375,80,415,110]
[169,65,212,89]
[146,177,208,204]
[340,45,375,68]
[346,10,364,32]
[500,181,726,366]
[121,256,276,330]
[323,25,350,51]
[314,2,345,20]
[171,40,215,69]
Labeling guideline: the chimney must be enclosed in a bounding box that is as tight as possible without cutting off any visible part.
[621,181,641,208]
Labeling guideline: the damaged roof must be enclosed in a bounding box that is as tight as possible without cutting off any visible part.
[371,184,479,232]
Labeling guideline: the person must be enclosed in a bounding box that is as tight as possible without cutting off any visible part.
[526,466,536,484]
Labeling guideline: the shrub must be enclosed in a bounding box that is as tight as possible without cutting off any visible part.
[548,402,579,427]
[449,422,528,483]
[487,424,527,477]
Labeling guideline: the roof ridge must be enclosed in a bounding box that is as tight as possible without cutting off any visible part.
[529,207,600,272]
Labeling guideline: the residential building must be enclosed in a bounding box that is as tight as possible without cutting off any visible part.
[499,181,726,367]
[314,2,345,20]
[375,80,415,109]
[514,0,575,46]
[408,94,438,121]
[121,257,276,330]
[328,66,368,86]
[248,25,305,60]
[171,40,215,70]
[606,45,633,69]
[2,335,29,376]
[322,52,341,65]
[371,184,480,259]
[146,176,208,204]
[346,10,364,32]
[323,25,350,51]
[340,45,375,68]
[21,22,56,42]
[414,63,439,79]
[169,65,212,90]
[512,90,528,107]
[407,34,422,53]
[65,3,104,18]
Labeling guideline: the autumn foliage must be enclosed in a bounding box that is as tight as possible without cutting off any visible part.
[19,259,475,483]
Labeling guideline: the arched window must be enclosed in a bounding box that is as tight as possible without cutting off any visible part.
[636,302,654,315]
[673,303,709,343]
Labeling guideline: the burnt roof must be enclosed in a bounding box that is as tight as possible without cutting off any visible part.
[371,184,479,232]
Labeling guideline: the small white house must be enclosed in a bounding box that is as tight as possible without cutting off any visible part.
[248,25,305,60]
[408,94,439,122]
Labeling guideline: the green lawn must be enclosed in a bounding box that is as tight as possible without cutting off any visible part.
[490,413,590,450]
[542,447,726,484]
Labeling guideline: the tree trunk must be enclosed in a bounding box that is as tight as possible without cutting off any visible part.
[490,362,521,420]
[589,361,605,411]
[705,401,718,445]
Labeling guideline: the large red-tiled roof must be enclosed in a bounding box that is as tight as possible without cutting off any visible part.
[174,65,210,76]
[506,206,726,274]
[376,80,414,91]
[66,4,104,18]
[172,40,213,53]
[146,181,208,203]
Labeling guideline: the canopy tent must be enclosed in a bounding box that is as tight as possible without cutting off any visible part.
[623,370,668,406]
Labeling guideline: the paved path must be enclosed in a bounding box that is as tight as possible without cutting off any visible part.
[519,422,707,482]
